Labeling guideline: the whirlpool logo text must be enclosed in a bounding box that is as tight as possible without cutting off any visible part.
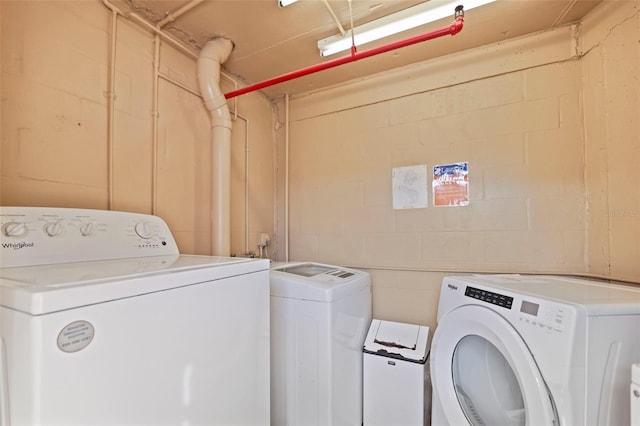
[2,242,35,250]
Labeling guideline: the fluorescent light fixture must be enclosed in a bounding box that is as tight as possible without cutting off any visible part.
[317,0,496,57]
[279,0,299,7]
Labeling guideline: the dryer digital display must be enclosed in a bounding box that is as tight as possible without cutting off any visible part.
[464,286,513,309]
[520,300,540,316]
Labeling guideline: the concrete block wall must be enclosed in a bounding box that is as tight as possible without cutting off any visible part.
[0,0,276,257]
[1,0,637,328]
[277,1,639,327]
[581,2,640,281]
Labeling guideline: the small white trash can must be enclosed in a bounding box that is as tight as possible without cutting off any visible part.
[363,320,431,426]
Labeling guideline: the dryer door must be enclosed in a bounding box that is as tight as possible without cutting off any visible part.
[431,304,558,426]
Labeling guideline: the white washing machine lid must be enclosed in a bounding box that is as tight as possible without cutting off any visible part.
[430,304,559,425]
[634,364,640,385]
[270,262,370,302]
[0,255,269,315]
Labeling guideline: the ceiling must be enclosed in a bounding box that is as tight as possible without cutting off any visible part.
[114,0,603,100]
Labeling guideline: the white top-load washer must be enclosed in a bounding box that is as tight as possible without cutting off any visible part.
[270,262,372,426]
[430,274,640,426]
[0,206,270,426]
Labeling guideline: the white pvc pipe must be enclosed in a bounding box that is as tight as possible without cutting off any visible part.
[104,4,119,210]
[284,94,290,262]
[235,114,251,255]
[157,0,205,28]
[152,34,161,215]
[197,38,234,256]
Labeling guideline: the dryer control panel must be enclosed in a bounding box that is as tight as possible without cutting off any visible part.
[463,284,570,335]
[440,275,581,378]
[464,285,568,334]
[0,207,179,268]
[465,286,514,309]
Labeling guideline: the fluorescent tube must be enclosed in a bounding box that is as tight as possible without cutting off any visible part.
[318,0,496,57]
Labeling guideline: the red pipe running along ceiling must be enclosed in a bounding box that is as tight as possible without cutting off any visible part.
[224,7,465,99]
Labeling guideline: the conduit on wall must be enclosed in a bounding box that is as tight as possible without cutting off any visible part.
[102,1,119,210]
[224,8,465,99]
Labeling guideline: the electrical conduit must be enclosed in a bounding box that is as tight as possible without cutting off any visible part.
[198,38,234,256]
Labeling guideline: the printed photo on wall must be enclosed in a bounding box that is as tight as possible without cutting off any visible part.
[432,162,469,207]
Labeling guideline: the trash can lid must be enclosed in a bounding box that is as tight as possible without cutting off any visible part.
[363,319,430,363]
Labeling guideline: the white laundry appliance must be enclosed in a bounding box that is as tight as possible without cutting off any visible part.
[0,206,270,426]
[633,363,640,426]
[270,262,372,426]
[430,274,640,426]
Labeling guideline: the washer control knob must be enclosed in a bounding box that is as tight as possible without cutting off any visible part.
[2,222,28,238]
[44,222,64,237]
[79,222,95,237]
[135,222,153,239]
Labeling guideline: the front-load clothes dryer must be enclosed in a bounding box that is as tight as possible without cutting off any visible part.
[270,262,372,426]
[430,274,640,426]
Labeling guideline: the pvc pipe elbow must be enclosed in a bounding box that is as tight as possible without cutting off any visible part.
[197,38,234,127]
[199,38,233,64]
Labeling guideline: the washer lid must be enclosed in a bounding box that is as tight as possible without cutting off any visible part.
[270,262,370,302]
[634,364,640,385]
[0,255,269,315]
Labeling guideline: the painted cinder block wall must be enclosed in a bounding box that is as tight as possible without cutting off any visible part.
[0,0,276,258]
[1,1,638,330]
[581,2,640,281]
[275,1,640,328]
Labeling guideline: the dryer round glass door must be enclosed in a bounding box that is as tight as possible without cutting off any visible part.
[430,304,559,426]
[453,335,525,425]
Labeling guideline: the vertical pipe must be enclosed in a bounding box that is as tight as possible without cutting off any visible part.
[284,94,290,262]
[106,7,118,210]
[197,38,234,256]
[242,116,250,255]
[231,114,250,255]
[211,125,232,256]
[152,34,161,215]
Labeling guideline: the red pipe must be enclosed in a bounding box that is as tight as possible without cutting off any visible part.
[224,15,464,99]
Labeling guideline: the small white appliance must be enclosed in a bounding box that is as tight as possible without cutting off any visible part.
[0,206,270,426]
[269,261,372,426]
[363,320,430,426]
[430,274,640,426]
[633,363,640,426]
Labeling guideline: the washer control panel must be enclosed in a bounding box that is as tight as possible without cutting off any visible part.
[0,207,179,268]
